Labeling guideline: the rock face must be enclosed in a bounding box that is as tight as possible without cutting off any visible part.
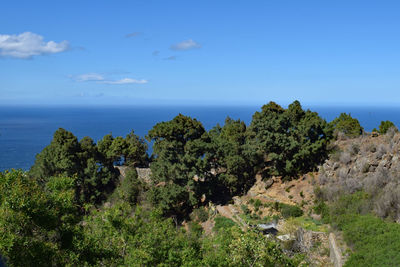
[294,228,328,253]
[329,233,344,267]
[319,131,400,220]
[136,167,151,183]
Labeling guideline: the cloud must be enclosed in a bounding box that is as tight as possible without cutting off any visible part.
[101,78,148,85]
[73,73,147,85]
[163,56,177,61]
[75,73,105,82]
[170,39,201,51]
[125,32,142,38]
[152,50,160,56]
[0,32,69,58]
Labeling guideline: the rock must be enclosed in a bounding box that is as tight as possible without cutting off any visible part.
[277,234,293,242]
[293,228,328,253]
[329,233,344,267]
[333,162,340,170]
[265,178,274,190]
[310,213,322,221]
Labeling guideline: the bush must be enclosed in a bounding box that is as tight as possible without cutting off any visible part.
[241,204,250,215]
[278,203,303,218]
[340,152,351,164]
[214,216,236,231]
[379,120,397,134]
[253,199,262,210]
[330,113,363,138]
[325,192,400,267]
[190,207,209,222]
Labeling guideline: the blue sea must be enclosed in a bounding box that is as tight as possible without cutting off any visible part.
[1,105,400,172]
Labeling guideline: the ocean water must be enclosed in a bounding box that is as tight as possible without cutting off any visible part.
[0,105,399,172]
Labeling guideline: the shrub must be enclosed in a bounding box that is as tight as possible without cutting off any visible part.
[253,199,262,210]
[190,207,209,222]
[214,216,236,231]
[330,113,364,138]
[340,152,351,164]
[241,204,250,215]
[379,120,397,134]
[349,143,360,156]
[318,173,328,185]
[279,203,303,218]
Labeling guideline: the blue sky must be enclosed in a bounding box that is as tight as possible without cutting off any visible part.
[1,0,400,106]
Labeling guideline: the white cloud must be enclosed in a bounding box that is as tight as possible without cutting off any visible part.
[73,73,147,85]
[0,32,69,58]
[170,39,201,51]
[75,73,105,82]
[101,78,148,85]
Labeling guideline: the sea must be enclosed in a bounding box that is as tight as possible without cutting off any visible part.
[1,105,400,172]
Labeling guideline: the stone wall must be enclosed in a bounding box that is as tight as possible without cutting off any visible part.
[329,233,344,267]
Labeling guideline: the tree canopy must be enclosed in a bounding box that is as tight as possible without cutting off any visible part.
[330,113,363,138]
[146,114,209,217]
[247,100,332,179]
[207,117,257,199]
[378,120,397,134]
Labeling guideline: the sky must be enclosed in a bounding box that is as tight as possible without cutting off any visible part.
[1,0,400,106]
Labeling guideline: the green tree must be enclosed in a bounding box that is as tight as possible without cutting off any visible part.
[97,131,148,167]
[124,130,148,167]
[378,120,397,134]
[80,204,202,266]
[207,117,257,199]
[146,114,209,217]
[247,101,332,179]
[30,128,118,205]
[0,170,83,266]
[201,226,295,267]
[330,113,363,138]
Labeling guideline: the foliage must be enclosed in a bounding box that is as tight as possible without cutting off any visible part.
[247,100,332,179]
[319,192,400,267]
[207,117,257,198]
[214,216,236,231]
[109,167,143,205]
[253,199,262,210]
[190,207,209,222]
[277,203,303,218]
[31,128,148,206]
[0,170,85,266]
[283,216,327,233]
[146,114,209,217]
[30,128,119,205]
[202,226,296,267]
[227,229,296,267]
[330,113,363,138]
[97,130,148,167]
[378,120,397,134]
[80,204,203,266]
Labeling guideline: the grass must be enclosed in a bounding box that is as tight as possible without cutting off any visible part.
[288,216,329,233]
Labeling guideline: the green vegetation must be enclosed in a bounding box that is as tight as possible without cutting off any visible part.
[146,114,209,217]
[330,113,363,138]
[247,100,332,179]
[2,101,377,266]
[190,207,209,222]
[214,216,236,231]
[315,192,400,267]
[0,169,297,266]
[378,120,397,134]
[207,117,257,198]
[277,203,303,218]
